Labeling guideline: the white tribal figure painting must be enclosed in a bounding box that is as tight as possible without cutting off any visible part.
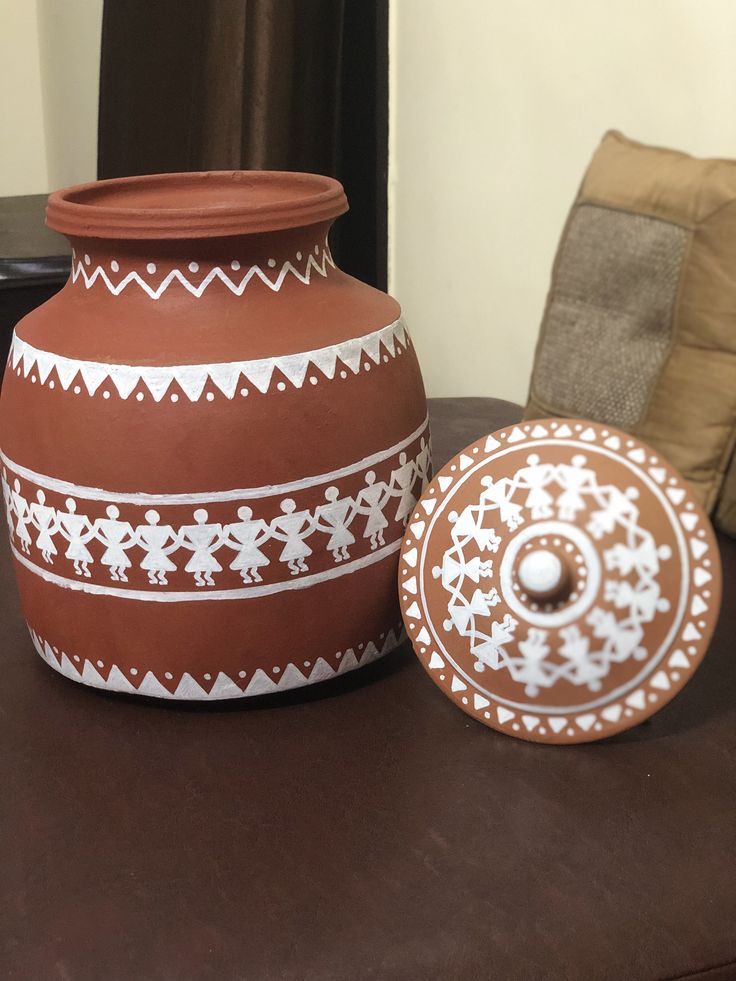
[437,451,673,696]
[1,425,431,596]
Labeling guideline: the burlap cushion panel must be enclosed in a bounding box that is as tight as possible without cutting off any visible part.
[525,130,736,534]
[531,204,687,430]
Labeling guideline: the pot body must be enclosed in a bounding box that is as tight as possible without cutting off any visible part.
[0,172,429,699]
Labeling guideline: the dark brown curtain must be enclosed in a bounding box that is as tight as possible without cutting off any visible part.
[97,0,388,288]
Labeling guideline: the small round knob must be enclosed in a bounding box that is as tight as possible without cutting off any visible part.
[517,548,570,603]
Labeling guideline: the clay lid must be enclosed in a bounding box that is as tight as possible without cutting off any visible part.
[399,420,722,744]
[45,171,348,240]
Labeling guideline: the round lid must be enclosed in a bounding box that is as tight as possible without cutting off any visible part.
[399,420,722,744]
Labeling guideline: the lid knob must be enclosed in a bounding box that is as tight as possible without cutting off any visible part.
[516,548,570,603]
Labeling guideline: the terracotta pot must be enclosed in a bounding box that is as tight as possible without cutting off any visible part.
[0,171,428,699]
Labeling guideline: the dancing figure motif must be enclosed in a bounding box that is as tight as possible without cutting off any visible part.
[1,471,15,538]
[57,498,95,577]
[415,438,431,487]
[94,505,136,581]
[134,510,179,585]
[517,454,555,519]
[223,506,271,583]
[270,499,314,575]
[556,456,596,521]
[354,471,392,550]
[391,452,418,522]
[179,509,223,586]
[10,479,32,554]
[314,486,356,562]
[29,490,59,563]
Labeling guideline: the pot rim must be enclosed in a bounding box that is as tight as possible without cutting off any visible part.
[46,170,349,240]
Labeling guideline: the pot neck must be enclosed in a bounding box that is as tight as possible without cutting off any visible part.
[65,221,337,301]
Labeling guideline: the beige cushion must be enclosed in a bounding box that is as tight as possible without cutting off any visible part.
[525,130,736,534]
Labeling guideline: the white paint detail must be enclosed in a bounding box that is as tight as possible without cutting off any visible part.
[690,539,708,561]
[693,567,712,587]
[650,671,670,690]
[12,537,402,603]
[668,650,689,669]
[403,547,418,568]
[575,713,596,731]
[666,486,686,505]
[70,241,336,299]
[625,690,646,710]
[1,414,429,506]
[682,623,702,641]
[416,433,694,719]
[30,626,405,699]
[499,521,601,629]
[680,512,698,532]
[9,318,409,401]
[516,548,563,597]
[690,594,708,616]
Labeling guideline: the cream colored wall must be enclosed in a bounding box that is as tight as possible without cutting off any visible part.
[389,0,736,404]
[0,1,48,195]
[0,0,102,197]
[37,0,103,191]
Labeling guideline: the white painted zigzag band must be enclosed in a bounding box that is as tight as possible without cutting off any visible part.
[9,318,409,401]
[70,241,335,299]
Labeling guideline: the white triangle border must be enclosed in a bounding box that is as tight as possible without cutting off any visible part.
[29,624,406,700]
[9,318,409,402]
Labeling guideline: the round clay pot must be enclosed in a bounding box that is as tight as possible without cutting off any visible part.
[0,171,428,699]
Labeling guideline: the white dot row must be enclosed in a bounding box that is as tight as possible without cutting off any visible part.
[79,244,324,274]
[60,642,375,682]
[16,355,397,401]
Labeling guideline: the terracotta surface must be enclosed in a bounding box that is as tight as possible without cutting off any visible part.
[0,171,428,699]
[3,398,736,981]
[399,419,721,743]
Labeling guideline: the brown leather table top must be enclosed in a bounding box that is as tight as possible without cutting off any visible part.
[2,398,735,981]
